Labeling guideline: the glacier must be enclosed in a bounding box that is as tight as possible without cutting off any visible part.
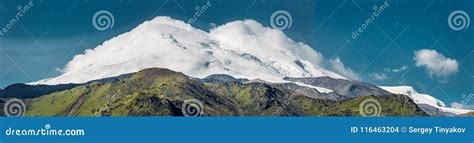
[34,16,344,85]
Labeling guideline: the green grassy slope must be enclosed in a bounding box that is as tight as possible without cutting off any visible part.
[24,68,427,116]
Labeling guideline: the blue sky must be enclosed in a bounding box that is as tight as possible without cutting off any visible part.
[0,0,472,106]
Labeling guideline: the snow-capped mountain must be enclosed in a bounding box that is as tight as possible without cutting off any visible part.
[34,16,344,85]
[380,86,473,115]
[29,16,471,115]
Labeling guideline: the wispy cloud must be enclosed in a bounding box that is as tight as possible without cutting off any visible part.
[450,102,474,110]
[384,65,408,73]
[327,57,360,80]
[369,72,389,81]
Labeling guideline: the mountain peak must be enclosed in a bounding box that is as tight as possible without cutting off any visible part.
[33,16,345,85]
[137,68,183,76]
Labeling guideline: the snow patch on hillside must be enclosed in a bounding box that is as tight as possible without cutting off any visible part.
[380,86,473,115]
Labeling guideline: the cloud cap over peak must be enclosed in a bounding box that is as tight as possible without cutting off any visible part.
[33,16,347,85]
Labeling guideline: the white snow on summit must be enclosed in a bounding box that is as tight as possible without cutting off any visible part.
[33,16,345,85]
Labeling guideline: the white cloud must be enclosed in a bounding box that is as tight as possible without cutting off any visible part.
[413,49,459,78]
[369,72,389,81]
[327,57,360,80]
[392,66,408,73]
[451,102,474,110]
[384,65,408,73]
